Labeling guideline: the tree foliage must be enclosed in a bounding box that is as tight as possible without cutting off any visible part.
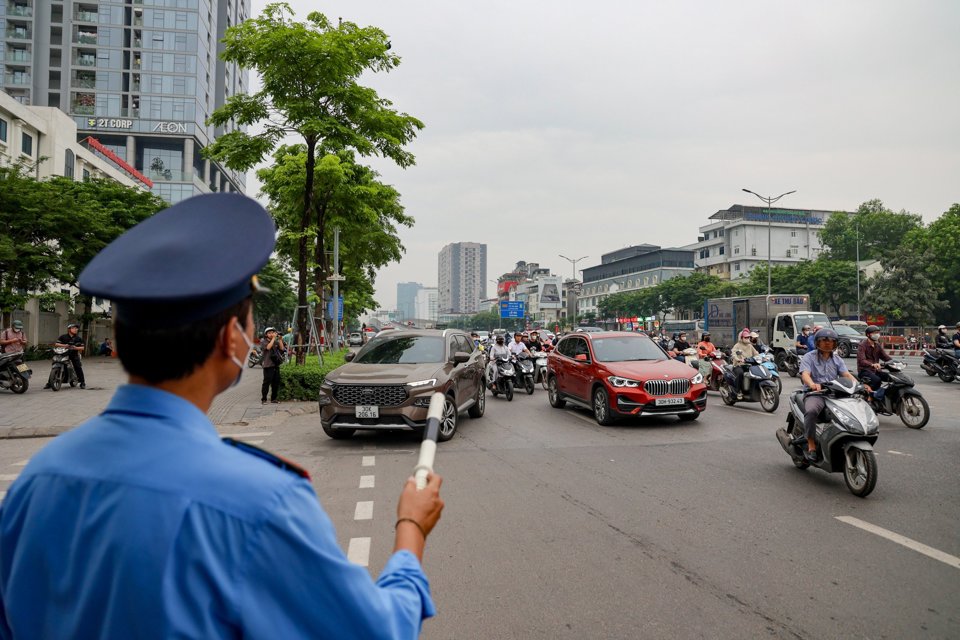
[862,245,947,325]
[923,203,960,320]
[819,199,923,261]
[254,257,298,330]
[204,3,423,362]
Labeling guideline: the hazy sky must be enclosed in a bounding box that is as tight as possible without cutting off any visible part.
[247,0,959,310]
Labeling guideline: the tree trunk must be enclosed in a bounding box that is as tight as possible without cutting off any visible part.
[295,136,317,365]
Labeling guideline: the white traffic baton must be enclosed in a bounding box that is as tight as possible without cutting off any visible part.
[413,392,445,490]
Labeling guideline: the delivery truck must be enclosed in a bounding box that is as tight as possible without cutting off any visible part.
[703,294,834,363]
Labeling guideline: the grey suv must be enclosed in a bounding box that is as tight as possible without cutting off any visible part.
[319,329,485,441]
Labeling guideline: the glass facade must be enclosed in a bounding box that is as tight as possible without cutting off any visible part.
[1,0,248,202]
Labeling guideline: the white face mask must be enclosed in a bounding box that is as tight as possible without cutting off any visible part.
[229,319,255,386]
[869,333,880,342]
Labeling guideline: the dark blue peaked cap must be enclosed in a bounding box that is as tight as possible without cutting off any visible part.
[79,193,275,328]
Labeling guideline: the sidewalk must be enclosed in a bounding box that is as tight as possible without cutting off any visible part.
[0,357,317,439]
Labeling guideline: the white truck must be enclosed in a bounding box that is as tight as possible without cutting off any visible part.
[703,294,834,364]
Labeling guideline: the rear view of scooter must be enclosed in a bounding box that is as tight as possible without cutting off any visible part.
[776,379,880,497]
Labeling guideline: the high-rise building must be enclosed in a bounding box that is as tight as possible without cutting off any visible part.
[1,0,248,202]
[396,281,422,321]
[413,287,438,323]
[438,242,486,314]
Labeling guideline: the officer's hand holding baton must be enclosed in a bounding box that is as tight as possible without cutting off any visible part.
[394,392,445,562]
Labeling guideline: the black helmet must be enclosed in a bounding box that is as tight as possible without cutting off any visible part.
[865,325,881,335]
[702,331,711,338]
[496,336,504,344]
[813,328,839,347]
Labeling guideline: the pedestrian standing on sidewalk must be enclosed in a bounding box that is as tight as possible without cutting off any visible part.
[0,319,27,354]
[260,326,286,404]
[0,193,442,639]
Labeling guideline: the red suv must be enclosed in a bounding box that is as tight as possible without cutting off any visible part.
[546,331,707,424]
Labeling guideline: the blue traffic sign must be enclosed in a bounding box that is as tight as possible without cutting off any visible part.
[327,296,344,321]
[500,301,525,319]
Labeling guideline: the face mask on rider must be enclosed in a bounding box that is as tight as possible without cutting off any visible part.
[228,319,255,387]
[869,333,880,342]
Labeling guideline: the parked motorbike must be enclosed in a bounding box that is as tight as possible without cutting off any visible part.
[719,356,780,412]
[860,361,930,429]
[47,346,79,391]
[777,380,879,497]
[0,351,31,393]
[919,348,957,383]
[489,354,518,401]
[516,354,536,395]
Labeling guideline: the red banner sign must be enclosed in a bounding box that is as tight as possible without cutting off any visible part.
[82,137,154,188]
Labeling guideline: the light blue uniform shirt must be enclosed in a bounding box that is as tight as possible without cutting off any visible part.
[799,349,848,384]
[0,385,434,639]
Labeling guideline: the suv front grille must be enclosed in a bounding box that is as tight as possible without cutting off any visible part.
[332,384,408,407]
[643,378,690,396]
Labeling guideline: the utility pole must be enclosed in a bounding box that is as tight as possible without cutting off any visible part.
[330,228,343,352]
[559,254,588,329]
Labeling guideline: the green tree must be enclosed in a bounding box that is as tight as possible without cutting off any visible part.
[924,203,960,320]
[254,257,298,330]
[658,272,736,319]
[820,199,923,261]
[862,245,947,326]
[798,257,859,317]
[204,3,423,362]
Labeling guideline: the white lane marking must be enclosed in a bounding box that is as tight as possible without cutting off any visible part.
[362,443,377,450]
[0,491,5,500]
[835,516,960,570]
[220,431,274,438]
[359,475,375,489]
[347,537,371,566]
[244,440,264,445]
[361,456,375,467]
[12,460,28,467]
[0,474,19,482]
[887,450,913,457]
[354,501,374,520]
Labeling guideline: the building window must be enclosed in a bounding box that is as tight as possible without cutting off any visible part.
[735,263,741,271]
[0,118,7,143]
[64,149,75,178]
[734,246,740,255]
[83,168,90,181]
[21,132,33,156]
[719,246,725,255]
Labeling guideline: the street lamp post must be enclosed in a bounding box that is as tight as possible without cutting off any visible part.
[559,254,588,329]
[489,279,502,330]
[742,189,797,296]
[855,218,861,321]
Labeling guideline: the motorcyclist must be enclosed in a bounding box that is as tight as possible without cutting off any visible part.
[795,325,812,354]
[509,332,533,358]
[528,331,543,352]
[799,328,863,463]
[696,331,718,359]
[51,323,86,389]
[805,325,822,352]
[749,331,766,352]
[935,325,951,349]
[953,322,960,358]
[486,335,511,385]
[730,329,759,399]
[857,325,891,399]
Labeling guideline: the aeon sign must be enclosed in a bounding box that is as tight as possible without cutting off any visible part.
[153,121,188,133]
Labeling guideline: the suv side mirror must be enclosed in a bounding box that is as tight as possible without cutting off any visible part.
[574,353,588,362]
[452,351,470,364]
[344,352,356,362]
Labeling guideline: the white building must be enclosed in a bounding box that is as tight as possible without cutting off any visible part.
[694,204,845,279]
[1,90,145,188]
[438,242,487,314]
[413,287,438,323]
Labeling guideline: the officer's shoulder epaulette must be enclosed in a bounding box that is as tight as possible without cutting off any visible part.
[222,437,311,480]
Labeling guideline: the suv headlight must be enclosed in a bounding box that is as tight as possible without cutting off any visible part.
[691,372,704,385]
[407,379,437,388]
[607,376,640,388]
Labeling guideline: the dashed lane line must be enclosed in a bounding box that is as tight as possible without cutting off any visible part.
[0,491,5,501]
[361,456,376,467]
[836,516,960,570]
[347,537,371,567]
[0,474,19,482]
[219,431,274,439]
[12,460,28,467]
[359,475,375,489]
[354,501,374,520]
[887,450,913,457]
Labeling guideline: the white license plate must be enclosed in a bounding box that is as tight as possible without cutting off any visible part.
[355,405,379,419]
[16,363,28,372]
[655,397,685,406]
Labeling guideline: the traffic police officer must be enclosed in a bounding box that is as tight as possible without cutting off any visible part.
[0,194,444,638]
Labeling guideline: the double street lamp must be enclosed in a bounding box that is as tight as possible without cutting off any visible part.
[559,254,588,329]
[742,188,797,295]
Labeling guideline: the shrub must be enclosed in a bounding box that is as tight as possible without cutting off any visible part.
[278,350,348,401]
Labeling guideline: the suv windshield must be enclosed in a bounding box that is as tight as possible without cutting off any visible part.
[355,336,445,364]
[592,336,668,362]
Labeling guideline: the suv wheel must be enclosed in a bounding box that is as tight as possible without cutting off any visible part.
[592,387,615,426]
[468,383,485,418]
[322,424,355,439]
[837,341,850,358]
[548,376,565,408]
[437,394,458,442]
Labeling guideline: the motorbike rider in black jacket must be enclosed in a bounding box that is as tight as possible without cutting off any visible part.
[935,325,952,349]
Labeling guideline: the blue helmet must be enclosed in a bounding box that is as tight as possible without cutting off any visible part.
[813,328,838,347]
